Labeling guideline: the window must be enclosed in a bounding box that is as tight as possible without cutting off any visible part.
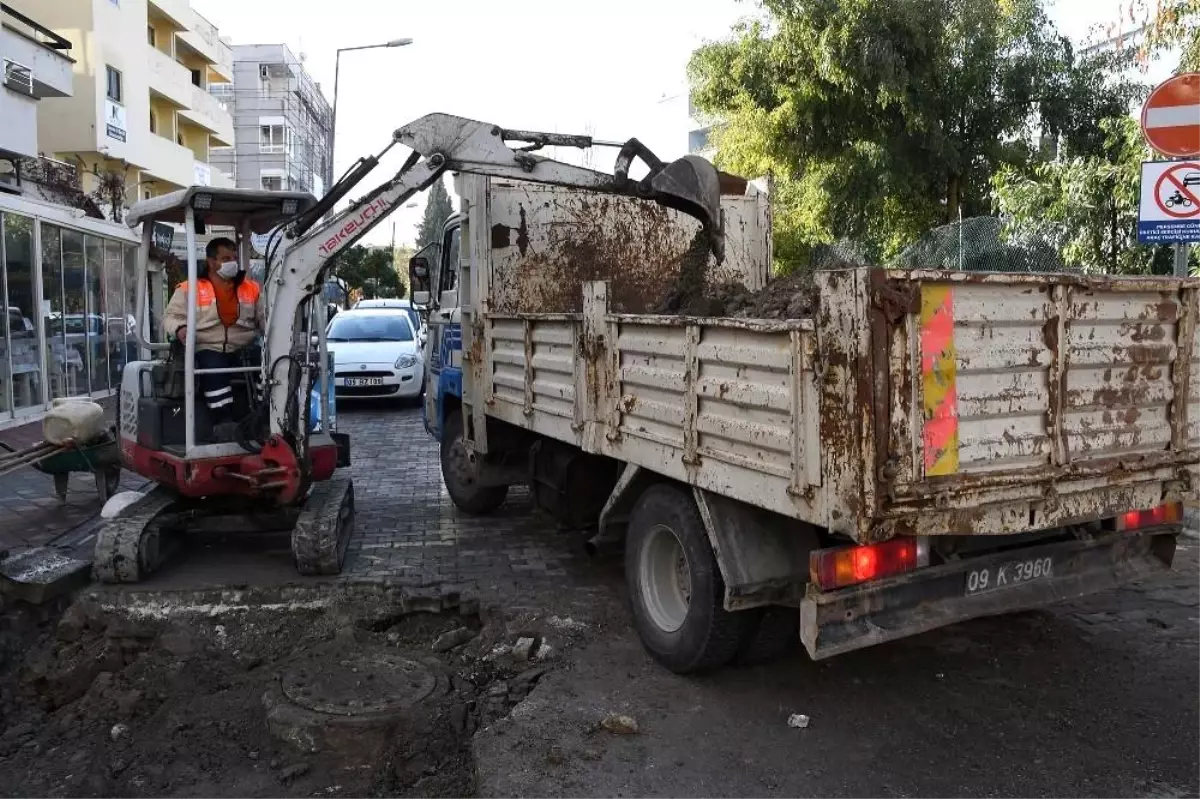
[147,25,155,46]
[105,66,122,103]
[326,313,413,343]
[259,124,285,153]
[190,68,202,88]
[148,109,157,134]
[261,175,283,191]
[1,213,41,413]
[439,225,460,294]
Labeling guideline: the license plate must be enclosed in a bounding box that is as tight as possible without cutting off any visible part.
[343,377,383,387]
[965,556,1054,595]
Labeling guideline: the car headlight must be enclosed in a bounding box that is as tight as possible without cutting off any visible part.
[395,354,417,368]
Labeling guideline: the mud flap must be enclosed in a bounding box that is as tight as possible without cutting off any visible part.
[691,488,816,612]
[800,530,1178,660]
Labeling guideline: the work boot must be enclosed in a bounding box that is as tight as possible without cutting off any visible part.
[213,421,240,443]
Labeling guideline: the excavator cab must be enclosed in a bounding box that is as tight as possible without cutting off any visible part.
[123,187,320,454]
[96,187,355,584]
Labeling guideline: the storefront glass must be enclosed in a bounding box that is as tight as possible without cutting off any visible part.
[0,211,139,421]
[60,229,88,395]
[40,222,69,401]
[1,213,41,413]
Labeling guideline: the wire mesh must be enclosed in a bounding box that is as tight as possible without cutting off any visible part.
[890,216,1080,274]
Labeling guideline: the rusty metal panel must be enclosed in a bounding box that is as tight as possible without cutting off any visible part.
[529,321,577,421]
[600,314,819,522]
[879,269,1199,542]
[484,181,769,314]
[1065,288,1178,459]
[693,326,795,480]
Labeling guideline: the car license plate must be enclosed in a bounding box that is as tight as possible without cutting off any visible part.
[343,377,383,387]
[965,556,1054,595]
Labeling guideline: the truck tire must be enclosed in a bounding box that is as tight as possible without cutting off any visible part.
[625,484,755,674]
[440,412,508,515]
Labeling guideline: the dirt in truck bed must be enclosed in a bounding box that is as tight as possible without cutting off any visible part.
[651,231,821,320]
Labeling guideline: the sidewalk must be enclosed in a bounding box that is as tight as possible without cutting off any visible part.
[0,397,140,555]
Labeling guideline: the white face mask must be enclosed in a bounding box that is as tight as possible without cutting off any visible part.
[216,260,240,279]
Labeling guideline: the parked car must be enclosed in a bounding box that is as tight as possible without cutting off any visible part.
[353,298,426,345]
[325,308,423,401]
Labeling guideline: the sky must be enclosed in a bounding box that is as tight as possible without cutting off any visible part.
[192,0,1164,247]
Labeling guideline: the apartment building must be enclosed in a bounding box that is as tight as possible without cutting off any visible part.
[5,0,235,214]
[0,4,74,164]
[208,43,333,197]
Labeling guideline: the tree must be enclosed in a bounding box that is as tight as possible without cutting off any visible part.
[332,245,406,298]
[1123,0,1200,73]
[688,0,1143,267]
[415,177,454,250]
[992,116,1186,275]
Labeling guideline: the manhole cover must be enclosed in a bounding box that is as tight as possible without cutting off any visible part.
[281,651,439,716]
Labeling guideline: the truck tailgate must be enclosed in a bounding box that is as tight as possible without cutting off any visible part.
[863,270,1199,539]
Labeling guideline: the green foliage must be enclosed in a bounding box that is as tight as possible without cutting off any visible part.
[991,116,1180,275]
[416,178,454,250]
[1134,0,1200,73]
[689,0,1143,269]
[333,245,406,298]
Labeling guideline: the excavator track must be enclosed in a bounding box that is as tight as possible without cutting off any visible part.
[292,476,355,576]
[92,486,180,583]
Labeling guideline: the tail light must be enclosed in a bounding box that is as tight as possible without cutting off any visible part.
[1116,502,1183,532]
[810,537,930,591]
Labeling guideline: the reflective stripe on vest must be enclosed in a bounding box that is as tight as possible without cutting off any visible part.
[176,278,262,307]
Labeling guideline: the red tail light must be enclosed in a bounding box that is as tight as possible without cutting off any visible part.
[1117,502,1183,532]
[810,538,930,591]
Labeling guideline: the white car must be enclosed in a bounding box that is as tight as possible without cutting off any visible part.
[354,298,427,345]
[325,308,424,400]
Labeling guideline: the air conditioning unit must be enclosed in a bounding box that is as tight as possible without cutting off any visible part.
[0,159,19,192]
[3,60,34,96]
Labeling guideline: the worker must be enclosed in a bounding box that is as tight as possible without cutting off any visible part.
[162,237,265,439]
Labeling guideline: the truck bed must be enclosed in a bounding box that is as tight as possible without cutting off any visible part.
[459,179,1199,542]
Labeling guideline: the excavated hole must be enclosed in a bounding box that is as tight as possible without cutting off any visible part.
[0,594,561,798]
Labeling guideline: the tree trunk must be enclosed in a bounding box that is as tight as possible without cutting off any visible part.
[946,175,961,225]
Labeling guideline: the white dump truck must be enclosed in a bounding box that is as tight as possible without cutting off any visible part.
[413,170,1198,673]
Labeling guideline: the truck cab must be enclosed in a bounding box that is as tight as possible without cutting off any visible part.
[412,211,464,442]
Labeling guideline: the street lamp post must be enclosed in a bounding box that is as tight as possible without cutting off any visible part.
[331,38,412,167]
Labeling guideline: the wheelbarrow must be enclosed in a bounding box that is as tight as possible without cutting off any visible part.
[35,433,122,503]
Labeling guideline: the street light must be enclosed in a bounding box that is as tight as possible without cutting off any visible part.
[330,38,413,167]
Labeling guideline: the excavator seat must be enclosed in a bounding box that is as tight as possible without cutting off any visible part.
[135,343,262,451]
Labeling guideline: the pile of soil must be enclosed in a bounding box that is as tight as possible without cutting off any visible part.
[651,232,819,320]
[0,593,577,798]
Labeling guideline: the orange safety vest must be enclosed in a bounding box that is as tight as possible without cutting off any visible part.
[183,278,262,308]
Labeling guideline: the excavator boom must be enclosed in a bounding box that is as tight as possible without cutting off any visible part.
[265,113,726,471]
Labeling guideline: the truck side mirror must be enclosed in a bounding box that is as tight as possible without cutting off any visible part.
[409,255,431,307]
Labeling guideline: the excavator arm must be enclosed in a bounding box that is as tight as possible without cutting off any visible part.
[261,113,725,470]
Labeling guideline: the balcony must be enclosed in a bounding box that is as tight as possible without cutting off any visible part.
[140,132,194,189]
[177,12,232,82]
[178,84,233,145]
[1,4,73,98]
[146,44,191,108]
[146,0,190,30]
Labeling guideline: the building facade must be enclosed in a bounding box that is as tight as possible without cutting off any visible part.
[4,0,235,216]
[208,43,333,197]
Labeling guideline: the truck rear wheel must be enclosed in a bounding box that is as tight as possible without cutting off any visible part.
[441,412,508,515]
[625,484,754,674]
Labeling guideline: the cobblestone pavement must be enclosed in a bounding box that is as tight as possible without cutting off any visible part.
[73,402,615,604]
[338,402,608,596]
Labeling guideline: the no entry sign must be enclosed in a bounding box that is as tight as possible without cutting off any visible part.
[1138,160,1200,244]
[1140,73,1200,158]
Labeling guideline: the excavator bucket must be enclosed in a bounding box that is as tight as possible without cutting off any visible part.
[649,155,725,263]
